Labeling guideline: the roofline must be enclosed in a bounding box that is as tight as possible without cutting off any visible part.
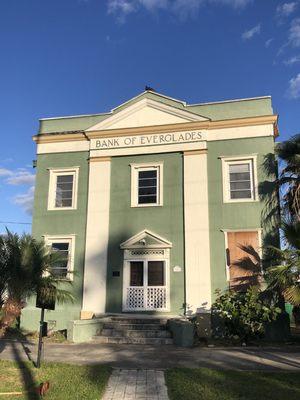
[39,112,110,121]
[38,94,273,123]
[111,90,187,112]
[189,95,272,107]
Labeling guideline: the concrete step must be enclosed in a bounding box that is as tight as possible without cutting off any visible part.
[92,336,173,345]
[109,317,167,324]
[103,322,167,330]
[100,329,172,338]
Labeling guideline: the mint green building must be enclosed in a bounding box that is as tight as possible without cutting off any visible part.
[21,90,278,332]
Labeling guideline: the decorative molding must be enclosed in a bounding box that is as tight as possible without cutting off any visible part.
[33,133,88,143]
[184,149,208,156]
[33,115,278,146]
[89,156,111,163]
[120,229,173,249]
[86,98,208,132]
[86,115,278,139]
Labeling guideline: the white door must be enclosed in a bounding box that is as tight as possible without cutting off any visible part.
[123,260,169,311]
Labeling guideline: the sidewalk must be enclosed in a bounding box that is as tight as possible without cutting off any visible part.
[0,339,300,371]
[102,369,169,400]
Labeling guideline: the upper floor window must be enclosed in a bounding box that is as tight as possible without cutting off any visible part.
[130,163,163,207]
[222,156,257,203]
[48,168,79,210]
[45,235,75,280]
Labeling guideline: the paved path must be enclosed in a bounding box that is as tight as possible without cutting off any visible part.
[102,369,169,400]
[1,340,300,371]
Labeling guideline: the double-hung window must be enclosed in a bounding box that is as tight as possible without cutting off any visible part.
[131,163,163,207]
[45,235,75,280]
[222,156,257,203]
[48,168,79,210]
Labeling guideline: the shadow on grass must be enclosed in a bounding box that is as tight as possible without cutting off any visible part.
[10,341,39,400]
[0,329,39,400]
[165,368,300,400]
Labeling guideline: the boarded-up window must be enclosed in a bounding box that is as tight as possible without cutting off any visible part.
[226,231,261,291]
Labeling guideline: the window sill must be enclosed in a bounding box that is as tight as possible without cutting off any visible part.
[131,204,163,208]
[47,207,77,211]
[223,199,259,204]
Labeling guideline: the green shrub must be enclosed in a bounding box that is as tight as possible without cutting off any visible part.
[212,287,281,341]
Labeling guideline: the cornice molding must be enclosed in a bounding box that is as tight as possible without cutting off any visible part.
[33,133,88,143]
[184,149,208,156]
[33,114,278,144]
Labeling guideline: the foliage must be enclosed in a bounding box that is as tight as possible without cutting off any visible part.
[275,134,300,221]
[212,287,281,341]
[266,245,300,306]
[0,230,74,336]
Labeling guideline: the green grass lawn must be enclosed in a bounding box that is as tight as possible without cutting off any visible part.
[0,360,111,400]
[165,368,300,400]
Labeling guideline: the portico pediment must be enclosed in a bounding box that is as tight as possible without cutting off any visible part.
[120,229,172,249]
[86,98,209,131]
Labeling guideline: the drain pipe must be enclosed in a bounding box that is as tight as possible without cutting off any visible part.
[182,152,187,318]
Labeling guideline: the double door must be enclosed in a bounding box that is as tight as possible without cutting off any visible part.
[123,260,169,311]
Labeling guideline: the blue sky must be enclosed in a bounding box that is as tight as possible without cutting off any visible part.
[0,0,299,234]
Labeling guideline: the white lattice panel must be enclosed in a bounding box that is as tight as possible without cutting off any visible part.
[126,287,145,310]
[147,287,167,310]
[125,286,167,311]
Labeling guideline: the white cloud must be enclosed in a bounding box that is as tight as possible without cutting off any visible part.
[242,24,261,40]
[277,2,298,17]
[216,0,252,8]
[289,18,300,47]
[140,0,169,11]
[6,170,35,186]
[284,55,300,65]
[107,0,253,21]
[0,168,13,177]
[107,0,137,21]
[13,186,35,215]
[265,38,273,48]
[287,73,300,98]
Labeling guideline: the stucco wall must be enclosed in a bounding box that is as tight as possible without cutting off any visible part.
[207,136,276,300]
[21,151,89,331]
[105,152,185,315]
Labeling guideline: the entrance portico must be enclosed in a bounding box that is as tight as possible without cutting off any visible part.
[120,230,172,312]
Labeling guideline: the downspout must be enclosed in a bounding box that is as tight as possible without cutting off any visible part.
[182,152,187,317]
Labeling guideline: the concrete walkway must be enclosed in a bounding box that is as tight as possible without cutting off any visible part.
[102,369,169,400]
[1,340,300,371]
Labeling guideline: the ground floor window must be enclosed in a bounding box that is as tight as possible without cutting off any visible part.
[44,235,75,281]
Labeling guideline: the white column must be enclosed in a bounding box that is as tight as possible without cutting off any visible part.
[81,158,111,318]
[184,150,211,314]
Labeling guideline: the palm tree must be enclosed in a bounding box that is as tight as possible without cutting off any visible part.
[0,230,74,337]
[232,222,300,306]
[276,134,300,221]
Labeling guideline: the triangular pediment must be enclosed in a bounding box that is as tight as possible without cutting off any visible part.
[86,98,208,131]
[120,230,172,249]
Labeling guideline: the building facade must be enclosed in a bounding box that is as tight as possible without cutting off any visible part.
[21,90,278,331]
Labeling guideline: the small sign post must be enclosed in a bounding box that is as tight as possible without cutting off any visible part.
[36,287,56,369]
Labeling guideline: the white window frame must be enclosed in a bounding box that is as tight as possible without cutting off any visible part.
[44,235,76,281]
[47,167,79,211]
[221,155,258,203]
[222,229,262,282]
[130,162,163,207]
